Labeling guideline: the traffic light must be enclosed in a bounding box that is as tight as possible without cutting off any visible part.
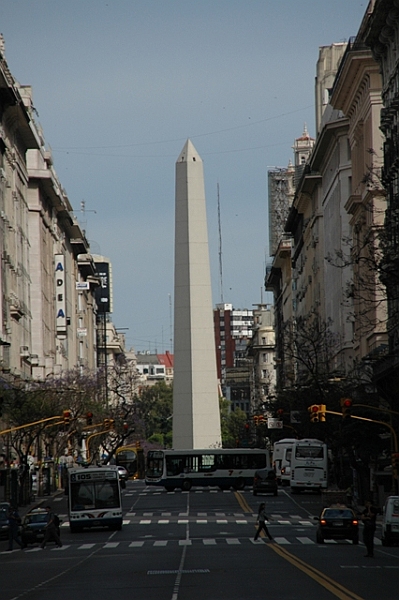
[253,415,260,425]
[103,418,110,430]
[123,421,129,432]
[63,410,71,424]
[276,408,284,418]
[308,404,319,423]
[340,398,352,418]
[86,412,93,426]
[319,404,326,422]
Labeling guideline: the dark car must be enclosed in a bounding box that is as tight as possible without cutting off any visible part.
[21,508,61,546]
[253,468,278,496]
[315,506,359,544]
[0,502,10,539]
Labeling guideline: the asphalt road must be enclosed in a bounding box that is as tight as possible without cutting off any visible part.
[0,481,398,600]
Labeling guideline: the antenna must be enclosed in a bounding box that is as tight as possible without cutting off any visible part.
[217,183,224,304]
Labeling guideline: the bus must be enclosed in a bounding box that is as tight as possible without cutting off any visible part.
[115,445,145,479]
[272,438,296,486]
[289,438,328,493]
[66,465,123,532]
[145,448,271,491]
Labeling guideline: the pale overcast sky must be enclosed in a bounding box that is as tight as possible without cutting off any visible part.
[1,1,366,353]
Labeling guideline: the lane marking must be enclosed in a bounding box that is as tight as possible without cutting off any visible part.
[269,543,365,600]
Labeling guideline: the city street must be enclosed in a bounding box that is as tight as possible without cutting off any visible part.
[0,480,398,600]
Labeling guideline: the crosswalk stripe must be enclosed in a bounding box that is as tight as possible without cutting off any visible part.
[158,520,170,524]
[274,537,290,544]
[154,540,168,546]
[217,520,228,524]
[129,541,144,547]
[178,519,188,524]
[104,542,119,548]
[236,520,248,524]
[203,539,217,545]
[297,537,314,544]
[226,538,240,545]
[79,544,95,549]
[140,520,151,524]
[179,539,192,545]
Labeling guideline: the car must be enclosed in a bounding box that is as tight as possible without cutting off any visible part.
[117,465,128,488]
[21,508,61,546]
[0,502,10,540]
[253,468,278,496]
[315,506,359,544]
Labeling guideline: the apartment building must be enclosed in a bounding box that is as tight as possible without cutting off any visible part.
[0,37,99,383]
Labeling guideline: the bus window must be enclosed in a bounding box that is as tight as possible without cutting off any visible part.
[199,454,216,472]
[295,447,323,459]
[166,456,184,476]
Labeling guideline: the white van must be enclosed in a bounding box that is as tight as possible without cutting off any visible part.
[381,495,399,546]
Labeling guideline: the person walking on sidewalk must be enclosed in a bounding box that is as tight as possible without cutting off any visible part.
[7,504,23,551]
[254,502,273,541]
[40,505,62,548]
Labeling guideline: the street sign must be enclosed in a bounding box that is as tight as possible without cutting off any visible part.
[268,418,283,429]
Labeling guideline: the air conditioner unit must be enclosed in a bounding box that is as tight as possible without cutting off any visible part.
[29,354,39,366]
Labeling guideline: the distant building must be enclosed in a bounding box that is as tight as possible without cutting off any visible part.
[136,351,174,386]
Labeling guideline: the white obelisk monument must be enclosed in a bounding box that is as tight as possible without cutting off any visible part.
[173,139,222,449]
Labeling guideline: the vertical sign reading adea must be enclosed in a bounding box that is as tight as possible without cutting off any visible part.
[55,254,67,334]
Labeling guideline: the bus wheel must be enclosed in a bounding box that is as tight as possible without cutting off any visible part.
[182,479,192,491]
[234,478,245,490]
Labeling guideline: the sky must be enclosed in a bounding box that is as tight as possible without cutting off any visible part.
[1,0,367,353]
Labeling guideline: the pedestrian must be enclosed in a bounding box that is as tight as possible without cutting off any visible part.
[40,505,62,548]
[361,500,378,557]
[7,504,23,551]
[254,502,273,541]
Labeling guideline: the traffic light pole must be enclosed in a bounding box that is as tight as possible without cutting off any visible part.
[0,415,63,435]
[325,410,398,452]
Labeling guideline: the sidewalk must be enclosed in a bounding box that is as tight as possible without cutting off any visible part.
[17,489,64,519]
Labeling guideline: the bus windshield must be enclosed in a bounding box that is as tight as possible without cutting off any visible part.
[71,480,120,510]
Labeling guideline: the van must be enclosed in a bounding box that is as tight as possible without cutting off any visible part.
[381,495,399,546]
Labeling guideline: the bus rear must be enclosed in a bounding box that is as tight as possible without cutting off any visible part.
[67,466,123,532]
[290,439,327,493]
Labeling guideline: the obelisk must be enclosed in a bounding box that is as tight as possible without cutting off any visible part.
[173,139,222,449]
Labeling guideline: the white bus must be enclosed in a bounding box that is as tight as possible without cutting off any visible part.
[272,438,296,486]
[67,465,123,532]
[145,448,271,491]
[290,438,328,493]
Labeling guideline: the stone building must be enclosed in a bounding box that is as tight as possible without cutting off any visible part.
[0,37,99,384]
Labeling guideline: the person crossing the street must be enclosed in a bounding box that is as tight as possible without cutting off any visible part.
[254,502,273,542]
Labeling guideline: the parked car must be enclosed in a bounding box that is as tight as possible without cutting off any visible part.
[253,468,278,496]
[117,465,128,488]
[0,502,10,540]
[21,508,61,546]
[315,506,359,544]
[381,495,399,547]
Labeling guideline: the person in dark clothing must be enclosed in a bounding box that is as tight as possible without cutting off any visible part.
[40,505,62,548]
[254,502,273,541]
[361,500,378,557]
[7,505,23,551]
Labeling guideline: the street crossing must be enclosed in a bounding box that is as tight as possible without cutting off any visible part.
[2,536,380,553]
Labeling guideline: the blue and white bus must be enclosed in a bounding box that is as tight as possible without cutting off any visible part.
[145,448,270,491]
[67,466,123,532]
